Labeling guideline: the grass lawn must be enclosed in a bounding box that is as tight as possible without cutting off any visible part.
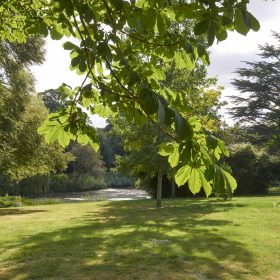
[1,197,280,280]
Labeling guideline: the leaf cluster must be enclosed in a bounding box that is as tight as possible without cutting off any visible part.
[0,0,259,195]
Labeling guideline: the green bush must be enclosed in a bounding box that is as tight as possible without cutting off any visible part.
[0,195,16,208]
[227,143,272,195]
[0,194,35,208]
[0,194,66,208]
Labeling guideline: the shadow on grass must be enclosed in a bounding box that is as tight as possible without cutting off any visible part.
[0,208,47,216]
[1,199,253,280]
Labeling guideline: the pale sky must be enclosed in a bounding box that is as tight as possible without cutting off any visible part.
[31,0,280,127]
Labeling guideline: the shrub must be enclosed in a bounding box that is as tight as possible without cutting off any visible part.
[0,195,34,208]
[0,195,17,208]
[227,143,272,195]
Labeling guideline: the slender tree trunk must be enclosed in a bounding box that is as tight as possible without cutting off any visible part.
[74,171,81,185]
[15,182,19,196]
[46,174,50,194]
[156,170,162,208]
[171,179,176,198]
[44,174,50,196]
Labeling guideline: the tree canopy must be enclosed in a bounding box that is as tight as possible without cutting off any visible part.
[230,32,280,153]
[0,37,73,181]
[113,64,224,199]
[0,0,261,196]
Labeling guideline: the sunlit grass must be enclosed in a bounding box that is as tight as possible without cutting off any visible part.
[0,197,280,279]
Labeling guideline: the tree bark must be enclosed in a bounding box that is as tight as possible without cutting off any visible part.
[44,174,50,196]
[156,170,162,208]
[171,179,176,198]
[74,171,81,185]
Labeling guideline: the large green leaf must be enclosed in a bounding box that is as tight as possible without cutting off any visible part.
[174,113,193,140]
[174,51,186,70]
[150,65,166,81]
[235,8,250,35]
[199,171,212,197]
[57,129,70,147]
[216,26,228,41]
[50,26,63,40]
[207,21,215,45]
[248,13,260,31]
[222,169,237,192]
[175,165,191,186]
[63,41,78,50]
[168,146,179,168]
[194,19,210,35]
[217,139,229,157]
[188,168,201,194]
[158,142,174,156]
[213,167,226,195]
[139,88,158,115]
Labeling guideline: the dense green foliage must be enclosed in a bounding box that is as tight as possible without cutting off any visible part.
[113,115,169,182]
[0,194,63,208]
[0,0,261,197]
[0,195,32,208]
[98,125,124,169]
[40,88,68,113]
[0,37,73,182]
[227,143,271,194]
[113,64,226,199]
[70,143,105,182]
[218,125,280,195]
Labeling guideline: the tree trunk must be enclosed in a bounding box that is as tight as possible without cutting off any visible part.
[171,179,176,198]
[74,171,81,185]
[44,174,50,196]
[156,170,162,208]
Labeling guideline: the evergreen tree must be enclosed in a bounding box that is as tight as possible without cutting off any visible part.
[230,32,280,152]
